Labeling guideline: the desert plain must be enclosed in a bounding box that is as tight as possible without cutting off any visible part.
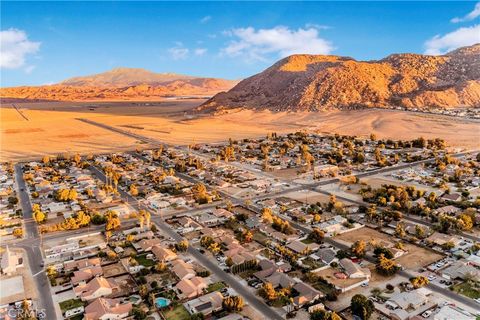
[1,99,479,162]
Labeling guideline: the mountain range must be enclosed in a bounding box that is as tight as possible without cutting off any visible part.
[0,68,238,101]
[2,45,479,109]
[198,44,480,112]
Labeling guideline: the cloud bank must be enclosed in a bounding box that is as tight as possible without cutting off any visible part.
[451,2,480,23]
[0,28,40,69]
[222,26,334,61]
[424,24,480,55]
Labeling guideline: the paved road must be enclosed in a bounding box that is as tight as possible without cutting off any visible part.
[88,164,284,320]
[11,164,56,320]
[254,206,480,311]
[14,163,37,239]
[312,188,480,243]
[21,117,478,314]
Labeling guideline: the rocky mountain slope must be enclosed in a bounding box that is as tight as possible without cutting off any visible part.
[0,68,238,101]
[198,44,480,112]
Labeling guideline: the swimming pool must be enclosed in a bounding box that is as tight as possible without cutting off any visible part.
[155,297,171,308]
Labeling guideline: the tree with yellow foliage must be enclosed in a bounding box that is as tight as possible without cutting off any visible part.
[261,207,273,223]
[351,240,367,258]
[260,282,277,302]
[410,276,429,289]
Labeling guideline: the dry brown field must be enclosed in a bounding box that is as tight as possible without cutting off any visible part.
[334,227,443,269]
[1,100,479,162]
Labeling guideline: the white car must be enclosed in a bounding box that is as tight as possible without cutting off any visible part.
[422,310,432,318]
[428,275,436,281]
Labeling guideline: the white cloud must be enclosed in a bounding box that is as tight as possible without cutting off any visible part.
[200,16,211,24]
[0,28,40,69]
[451,2,480,23]
[194,48,207,56]
[424,24,480,55]
[221,26,334,61]
[168,44,189,60]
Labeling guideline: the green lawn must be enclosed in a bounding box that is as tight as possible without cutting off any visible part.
[253,231,269,246]
[59,299,85,312]
[161,305,191,320]
[135,254,156,267]
[207,281,226,293]
[452,281,480,299]
[301,238,315,244]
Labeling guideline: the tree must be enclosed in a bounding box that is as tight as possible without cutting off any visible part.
[261,207,273,223]
[176,240,189,252]
[310,310,342,320]
[200,236,214,248]
[442,241,455,251]
[457,213,473,231]
[33,209,46,223]
[192,183,211,204]
[222,295,244,312]
[260,282,277,302]
[376,254,400,276]
[308,228,325,243]
[13,228,23,238]
[395,223,406,238]
[8,196,18,205]
[42,155,50,164]
[351,240,367,258]
[415,225,426,239]
[373,246,394,259]
[129,184,139,196]
[155,262,167,273]
[17,300,37,320]
[138,284,148,297]
[46,265,57,285]
[105,211,121,231]
[240,230,253,243]
[351,294,374,320]
[132,307,147,320]
[410,276,429,289]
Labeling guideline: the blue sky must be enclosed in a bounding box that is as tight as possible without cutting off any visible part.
[1,1,479,87]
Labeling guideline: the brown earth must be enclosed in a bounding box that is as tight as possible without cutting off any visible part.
[199,44,480,112]
[1,100,478,162]
[0,67,238,101]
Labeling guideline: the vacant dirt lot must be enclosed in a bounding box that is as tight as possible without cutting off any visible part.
[2,101,478,162]
[335,227,443,269]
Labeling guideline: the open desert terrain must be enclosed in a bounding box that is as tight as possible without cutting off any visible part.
[1,100,479,162]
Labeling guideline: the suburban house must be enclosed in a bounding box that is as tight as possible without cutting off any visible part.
[175,276,208,299]
[64,257,101,271]
[254,259,291,280]
[84,297,132,320]
[386,288,432,320]
[151,245,177,262]
[133,238,162,252]
[183,292,224,317]
[264,271,296,289]
[426,233,462,247]
[311,248,337,265]
[0,247,23,275]
[339,258,371,279]
[317,215,348,235]
[292,282,324,306]
[286,240,320,255]
[441,261,480,280]
[171,260,196,280]
[224,243,257,265]
[433,305,476,320]
[74,277,120,301]
[71,266,103,285]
